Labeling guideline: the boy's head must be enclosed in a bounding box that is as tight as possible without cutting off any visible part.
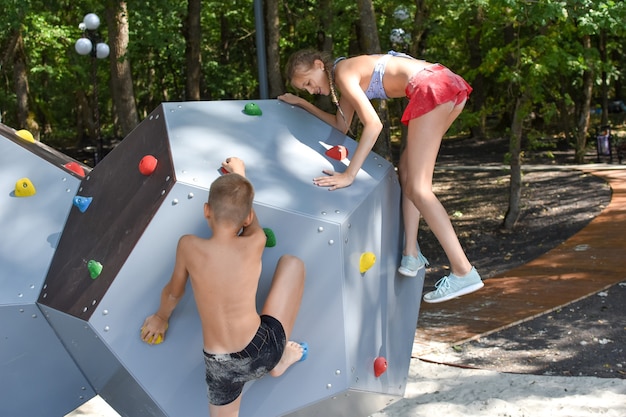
[207,173,254,227]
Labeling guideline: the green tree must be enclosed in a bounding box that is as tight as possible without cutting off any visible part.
[0,0,624,175]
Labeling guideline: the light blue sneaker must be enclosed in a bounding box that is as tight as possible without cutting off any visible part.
[422,267,483,303]
[398,252,429,277]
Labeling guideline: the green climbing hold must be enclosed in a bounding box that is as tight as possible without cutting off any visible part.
[243,102,262,116]
[87,260,103,279]
[263,228,276,247]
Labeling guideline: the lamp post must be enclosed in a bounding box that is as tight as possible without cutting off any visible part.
[75,13,109,165]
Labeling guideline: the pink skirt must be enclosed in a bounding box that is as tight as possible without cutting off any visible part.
[401,63,472,125]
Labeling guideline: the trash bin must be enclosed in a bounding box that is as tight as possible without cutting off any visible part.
[596,125,613,162]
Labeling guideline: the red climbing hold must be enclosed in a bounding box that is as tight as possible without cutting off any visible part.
[139,155,158,175]
[64,162,85,177]
[325,145,348,161]
[374,356,388,377]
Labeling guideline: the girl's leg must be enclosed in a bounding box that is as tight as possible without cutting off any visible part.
[402,100,472,277]
[399,150,421,259]
[260,254,306,376]
[397,151,429,277]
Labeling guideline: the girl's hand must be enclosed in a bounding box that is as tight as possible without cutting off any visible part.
[313,170,355,191]
[278,93,305,106]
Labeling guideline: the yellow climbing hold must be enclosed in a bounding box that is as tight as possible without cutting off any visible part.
[16,129,35,143]
[15,178,36,197]
[141,325,167,345]
[359,252,376,273]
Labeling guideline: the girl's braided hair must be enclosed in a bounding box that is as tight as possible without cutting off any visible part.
[284,49,351,133]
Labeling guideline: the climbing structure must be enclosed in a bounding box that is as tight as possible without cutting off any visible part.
[1,100,425,417]
[0,125,94,417]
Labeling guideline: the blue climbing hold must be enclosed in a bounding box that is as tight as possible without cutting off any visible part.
[73,196,93,213]
[299,342,308,362]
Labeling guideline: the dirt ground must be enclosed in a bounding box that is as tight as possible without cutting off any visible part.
[415,136,625,379]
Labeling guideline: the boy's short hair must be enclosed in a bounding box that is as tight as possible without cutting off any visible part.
[208,174,254,226]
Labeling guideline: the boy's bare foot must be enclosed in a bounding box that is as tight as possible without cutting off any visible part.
[269,341,305,377]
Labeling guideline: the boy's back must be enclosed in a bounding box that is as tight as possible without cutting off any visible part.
[182,222,266,353]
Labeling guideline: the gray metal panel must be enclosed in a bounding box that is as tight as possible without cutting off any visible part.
[90,182,207,417]
[0,134,81,304]
[337,173,421,398]
[380,172,424,397]
[89,181,353,416]
[0,304,95,417]
[239,206,349,417]
[91,101,413,416]
[0,101,421,417]
[162,100,392,220]
[40,306,168,417]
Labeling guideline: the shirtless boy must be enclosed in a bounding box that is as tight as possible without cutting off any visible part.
[141,157,306,417]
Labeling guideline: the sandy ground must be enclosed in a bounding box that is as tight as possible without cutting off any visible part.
[67,358,626,417]
[370,359,626,417]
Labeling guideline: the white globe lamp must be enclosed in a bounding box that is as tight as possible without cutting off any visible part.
[75,38,93,55]
[83,13,101,31]
[96,43,110,59]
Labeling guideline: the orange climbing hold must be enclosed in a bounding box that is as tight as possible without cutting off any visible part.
[14,178,36,197]
[139,155,158,175]
[64,162,85,177]
[373,356,388,377]
[325,145,348,161]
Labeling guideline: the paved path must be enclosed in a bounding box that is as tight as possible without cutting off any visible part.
[415,166,626,355]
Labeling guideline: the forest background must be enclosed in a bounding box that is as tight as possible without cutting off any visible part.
[1,0,625,227]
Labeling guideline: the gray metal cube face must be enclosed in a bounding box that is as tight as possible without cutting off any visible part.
[32,100,423,416]
[0,126,95,417]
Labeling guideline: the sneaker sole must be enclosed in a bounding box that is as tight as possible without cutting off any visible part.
[398,266,419,277]
[422,281,484,303]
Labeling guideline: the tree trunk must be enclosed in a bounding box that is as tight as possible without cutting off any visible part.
[356,0,381,54]
[311,0,334,114]
[502,93,529,231]
[265,0,283,97]
[317,0,333,54]
[106,1,139,138]
[409,0,428,58]
[184,0,202,100]
[13,32,32,134]
[467,6,485,139]
[75,90,96,145]
[598,30,608,127]
[356,0,392,160]
[574,34,593,164]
